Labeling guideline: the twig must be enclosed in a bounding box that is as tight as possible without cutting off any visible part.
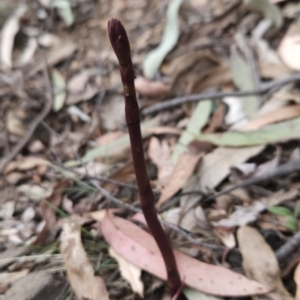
[142,73,300,115]
[0,50,53,174]
[204,160,300,202]
[52,162,139,191]
[91,180,225,252]
[108,19,182,297]
[276,231,300,263]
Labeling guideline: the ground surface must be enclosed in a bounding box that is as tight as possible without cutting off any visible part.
[1,0,300,299]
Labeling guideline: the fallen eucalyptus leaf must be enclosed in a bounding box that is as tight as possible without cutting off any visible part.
[100,212,271,296]
[143,0,183,79]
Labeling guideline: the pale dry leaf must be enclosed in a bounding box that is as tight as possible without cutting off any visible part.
[214,229,236,248]
[294,263,300,300]
[6,109,27,137]
[31,38,77,75]
[190,0,208,9]
[237,226,293,300]
[5,172,27,185]
[5,156,49,174]
[198,146,264,190]
[101,213,271,296]
[67,69,91,94]
[161,207,198,232]
[278,20,300,71]
[66,84,99,105]
[157,153,202,208]
[99,95,125,131]
[109,247,144,297]
[61,221,109,300]
[0,269,29,284]
[148,137,173,186]
[241,105,300,131]
[0,5,27,68]
[52,68,66,111]
[135,76,170,98]
[67,105,91,122]
[96,131,125,146]
[38,32,60,47]
[212,202,266,228]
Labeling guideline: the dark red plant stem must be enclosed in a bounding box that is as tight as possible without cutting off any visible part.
[107,18,182,297]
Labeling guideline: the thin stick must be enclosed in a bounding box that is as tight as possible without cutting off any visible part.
[142,73,300,115]
[107,19,182,297]
[0,50,53,174]
[204,160,300,202]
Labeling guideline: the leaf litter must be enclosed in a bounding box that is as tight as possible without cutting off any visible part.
[2,0,300,299]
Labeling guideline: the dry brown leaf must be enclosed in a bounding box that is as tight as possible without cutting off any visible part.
[278,20,300,71]
[66,85,99,105]
[96,131,125,146]
[5,172,27,185]
[101,212,271,296]
[148,137,173,186]
[135,76,170,98]
[145,126,182,135]
[212,201,266,228]
[237,226,293,300]
[34,180,71,246]
[259,63,292,79]
[157,153,202,208]
[30,38,77,75]
[67,69,91,94]
[241,105,300,131]
[198,146,264,190]
[109,247,144,297]
[61,221,109,300]
[294,263,300,300]
[5,156,49,174]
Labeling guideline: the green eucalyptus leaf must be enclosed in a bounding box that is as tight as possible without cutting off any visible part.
[267,206,293,216]
[171,100,212,164]
[196,117,300,147]
[285,215,297,232]
[143,0,183,79]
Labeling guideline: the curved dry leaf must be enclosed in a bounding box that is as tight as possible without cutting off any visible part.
[143,0,183,79]
[109,247,143,297]
[157,153,202,208]
[5,156,49,174]
[67,69,91,94]
[52,68,66,111]
[212,201,266,228]
[100,213,270,296]
[198,146,264,190]
[61,221,109,300]
[237,226,293,300]
[241,105,300,131]
[135,76,170,98]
